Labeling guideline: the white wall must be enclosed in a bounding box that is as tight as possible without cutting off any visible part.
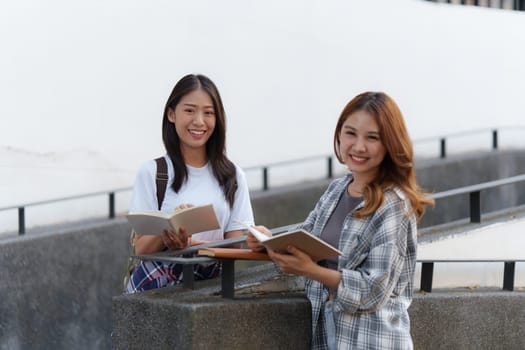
[1,0,525,230]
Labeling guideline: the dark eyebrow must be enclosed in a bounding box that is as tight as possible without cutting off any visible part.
[343,125,380,135]
[182,103,214,109]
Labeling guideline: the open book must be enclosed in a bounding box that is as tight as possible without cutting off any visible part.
[247,226,342,262]
[126,204,220,235]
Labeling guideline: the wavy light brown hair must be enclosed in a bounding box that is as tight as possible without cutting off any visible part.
[333,92,434,221]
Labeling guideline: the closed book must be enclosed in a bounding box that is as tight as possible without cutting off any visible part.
[197,248,271,260]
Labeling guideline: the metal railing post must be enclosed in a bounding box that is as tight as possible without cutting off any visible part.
[420,262,434,293]
[221,259,235,298]
[440,138,446,158]
[18,207,25,235]
[492,129,498,150]
[327,156,333,179]
[109,192,115,219]
[182,263,195,290]
[262,167,269,191]
[503,261,515,291]
[469,191,481,223]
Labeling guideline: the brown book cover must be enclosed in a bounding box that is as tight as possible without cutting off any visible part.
[197,248,271,261]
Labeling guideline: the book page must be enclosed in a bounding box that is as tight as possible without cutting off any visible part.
[168,204,220,235]
[126,204,220,235]
[126,212,172,235]
[246,226,270,242]
[248,227,342,261]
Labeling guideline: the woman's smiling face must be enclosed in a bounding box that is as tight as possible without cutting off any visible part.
[338,110,387,182]
[167,88,216,155]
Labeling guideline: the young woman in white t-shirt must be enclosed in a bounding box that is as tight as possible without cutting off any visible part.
[125,74,254,294]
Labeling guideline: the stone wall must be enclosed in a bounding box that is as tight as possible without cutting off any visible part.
[0,220,130,350]
[112,263,525,350]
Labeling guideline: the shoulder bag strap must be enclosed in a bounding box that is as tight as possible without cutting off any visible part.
[130,157,168,247]
[154,157,168,210]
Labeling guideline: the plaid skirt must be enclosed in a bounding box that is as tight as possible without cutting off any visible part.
[124,259,221,294]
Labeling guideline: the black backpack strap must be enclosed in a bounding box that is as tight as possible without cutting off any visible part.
[124,157,169,289]
[154,157,168,210]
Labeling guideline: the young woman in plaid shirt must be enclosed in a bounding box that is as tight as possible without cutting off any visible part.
[247,92,433,349]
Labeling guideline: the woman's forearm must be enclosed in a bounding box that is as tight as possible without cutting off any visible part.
[133,234,165,255]
[306,264,342,291]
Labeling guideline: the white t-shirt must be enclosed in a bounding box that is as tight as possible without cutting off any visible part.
[129,155,254,241]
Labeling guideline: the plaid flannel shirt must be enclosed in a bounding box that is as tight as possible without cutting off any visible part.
[299,174,417,350]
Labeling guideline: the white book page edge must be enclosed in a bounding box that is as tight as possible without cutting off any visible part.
[246,226,270,242]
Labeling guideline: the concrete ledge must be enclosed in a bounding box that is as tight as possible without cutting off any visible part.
[410,289,525,350]
[112,293,311,350]
[112,264,311,350]
[112,263,525,350]
[0,219,131,350]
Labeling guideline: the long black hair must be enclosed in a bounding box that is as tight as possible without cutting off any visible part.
[162,74,237,208]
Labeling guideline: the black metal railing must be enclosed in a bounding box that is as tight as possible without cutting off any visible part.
[1,127,524,235]
[244,155,335,191]
[415,128,500,159]
[244,127,522,189]
[0,187,132,235]
[417,173,525,292]
[419,259,523,293]
[423,0,525,11]
[432,173,525,223]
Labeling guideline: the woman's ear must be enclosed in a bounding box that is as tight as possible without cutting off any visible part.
[167,108,176,123]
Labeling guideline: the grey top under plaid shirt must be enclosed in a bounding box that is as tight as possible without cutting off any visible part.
[298,174,417,349]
